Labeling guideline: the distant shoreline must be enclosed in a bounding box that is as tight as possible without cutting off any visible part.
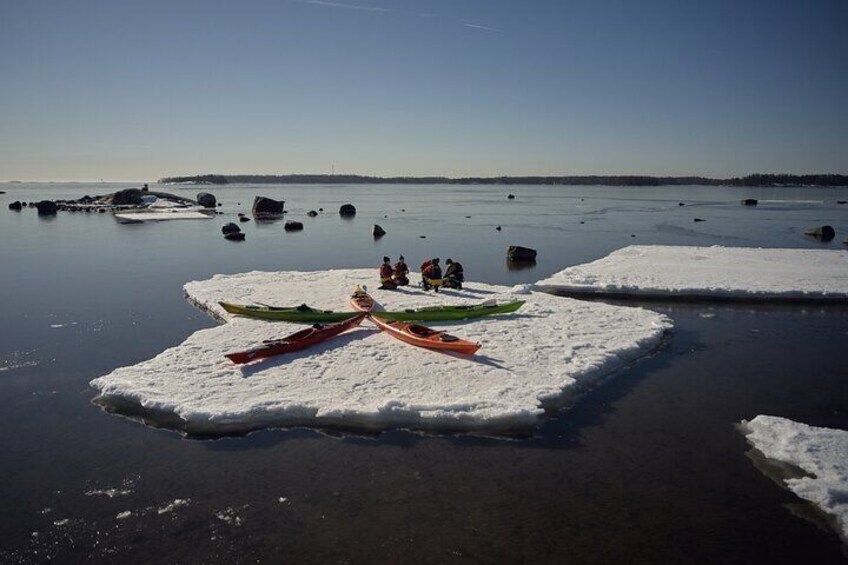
[157,173,848,188]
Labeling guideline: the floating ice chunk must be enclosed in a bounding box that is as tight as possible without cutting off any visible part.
[740,415,848,543]
[216,508,243,526]
[536,245,848,301]
[158,499,190,514]
[85,488,132,498]
[116,511,132,520]
[90,269,670,435]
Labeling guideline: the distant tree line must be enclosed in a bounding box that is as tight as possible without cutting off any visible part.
[724,174,848,187]
[157,173,847,187]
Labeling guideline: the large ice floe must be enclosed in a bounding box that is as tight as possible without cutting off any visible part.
[536,245,848,301]
[740,415,848,543]
[90,269,671,436]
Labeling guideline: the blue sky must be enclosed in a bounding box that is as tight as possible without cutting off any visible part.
[1,0,846,180]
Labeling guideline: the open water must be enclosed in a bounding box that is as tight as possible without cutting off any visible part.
[1,182,847,563]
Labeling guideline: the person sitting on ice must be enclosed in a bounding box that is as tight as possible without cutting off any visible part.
[392,255,410,286]
[443,258,464,289]
[379,256,397,290]
[420,257,443,292]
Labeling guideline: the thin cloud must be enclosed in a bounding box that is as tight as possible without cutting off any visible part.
[463,23,503,33]
[302,0,392,13]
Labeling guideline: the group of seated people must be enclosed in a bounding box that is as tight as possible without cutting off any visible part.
[379,256,464,291]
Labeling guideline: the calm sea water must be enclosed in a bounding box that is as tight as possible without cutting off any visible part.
[1,182,847,563]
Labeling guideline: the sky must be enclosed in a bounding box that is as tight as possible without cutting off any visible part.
[1,0,846,181]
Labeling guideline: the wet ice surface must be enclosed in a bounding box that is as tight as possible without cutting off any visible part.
[741,415,848,543]
[90,269,670,435]
[536,245,848,300]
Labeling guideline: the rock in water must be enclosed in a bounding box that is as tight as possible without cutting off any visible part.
[197,192,217,208]
[239,216,251,223]
[8,201,22,211]
[221,222,241,235]
[339,204,356,217]
[373,224,386,238]
[507,194,515,200]
[112,189,145,206]
[307,210,318,217]
[742,199,758,206]
[224,232,245,241]
[506,245,537,262]
[804,225,835,242]
[252,196,285,219]
[284,221,303,231]
[36,200,58,216]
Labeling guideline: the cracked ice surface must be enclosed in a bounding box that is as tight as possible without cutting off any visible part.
[90,269,670,435]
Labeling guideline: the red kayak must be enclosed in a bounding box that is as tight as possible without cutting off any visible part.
[350,286,375,312]
[225,313,367,364]
[369,315,481,356]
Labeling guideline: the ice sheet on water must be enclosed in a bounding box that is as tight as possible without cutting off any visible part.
[740,415,848,543]
[90,269,671,435]
[536,245,848,300]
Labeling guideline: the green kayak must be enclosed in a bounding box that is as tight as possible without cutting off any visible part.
[218,301,361,322]
[372,300,525,322]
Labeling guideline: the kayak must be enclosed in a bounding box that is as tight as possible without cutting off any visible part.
[219,301,360,323]
[350,286,375,312]
[369,315,481,355]
[225,313,367,364]
[373,300,525,322]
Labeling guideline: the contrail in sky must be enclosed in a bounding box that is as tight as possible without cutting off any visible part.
[463,23,503,33]
[302,0,392,13]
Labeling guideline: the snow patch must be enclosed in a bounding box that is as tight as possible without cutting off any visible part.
[536,245,848,301]
[90,269,670,435]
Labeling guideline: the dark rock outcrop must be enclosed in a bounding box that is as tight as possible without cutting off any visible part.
[373,224,386,238]
[197,192,217,208]
[239,216,251,223]
[339,204,356,217]
[284,221,304,232]
[507,245,537,262]
[507,194,515,200]
[224,232,245,241]
[804,225,835,241]
[36,200,58,216]
[742,199,758,206]
[8,201,22,211]
[112,189,145,206]
[252,196,285,219]
[307,210,318,217]
[694,218,706,222]
[221,223,241,235]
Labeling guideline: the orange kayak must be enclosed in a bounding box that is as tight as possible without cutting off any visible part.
[369,315,481,355]
[350,286,375,312]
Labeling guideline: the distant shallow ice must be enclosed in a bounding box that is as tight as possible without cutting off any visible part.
[90,269,671,436]
[536,245,848,301]
[114,209,212,222]
[740,415,848,543]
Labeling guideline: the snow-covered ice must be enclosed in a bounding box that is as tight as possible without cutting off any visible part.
[90,269,671,435]
[536,245,848,301]
[741,415,848,543]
